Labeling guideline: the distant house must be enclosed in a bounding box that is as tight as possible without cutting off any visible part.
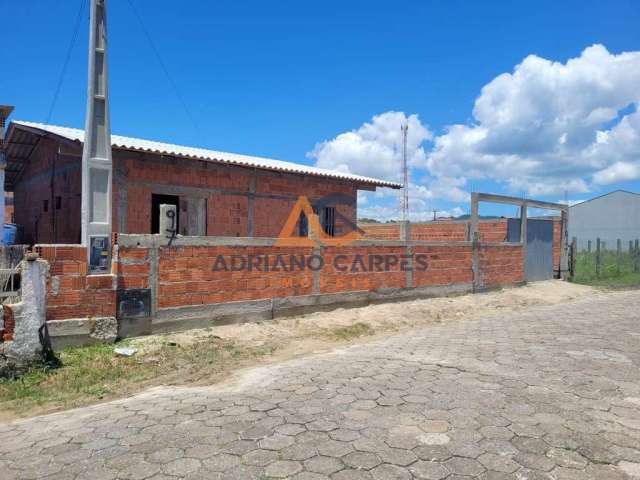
[569,190,640,251]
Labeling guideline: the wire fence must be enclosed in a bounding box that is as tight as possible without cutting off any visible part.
[569,237,640,284]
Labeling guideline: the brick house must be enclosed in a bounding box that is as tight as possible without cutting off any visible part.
[4,121,399,244]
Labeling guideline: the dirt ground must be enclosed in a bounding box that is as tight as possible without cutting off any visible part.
[132,280,596,369]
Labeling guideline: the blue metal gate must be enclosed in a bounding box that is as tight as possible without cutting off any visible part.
[507,218,554,282]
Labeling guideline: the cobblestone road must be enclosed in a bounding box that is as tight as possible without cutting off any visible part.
[3,291,640,479]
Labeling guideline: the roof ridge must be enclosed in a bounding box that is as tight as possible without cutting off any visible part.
[570,189,640,207]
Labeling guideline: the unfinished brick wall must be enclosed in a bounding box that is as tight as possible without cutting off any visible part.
[13,138,82,244]
[478,244,524,288]
[1,306,15,341]
[116,246,150,289]
[358,224,401,240]
[38,236,527,331]
[478,221,509,242]
[413,245,474,287]
[35,245,116,320]
[114,152,357,238]
[13,137,360,245]
[360,220,508,243]
[320,246,408,294]
[412,223,467,242]
[157,246,315,308]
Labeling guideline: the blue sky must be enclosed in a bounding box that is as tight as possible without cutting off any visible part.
[2,0,640,220]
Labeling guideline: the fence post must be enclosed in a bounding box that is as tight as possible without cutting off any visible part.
[617,239,622,269]
[570,237,577,280]
[587,240,592,253]
[596,238,601,278]
[635,239,640,273]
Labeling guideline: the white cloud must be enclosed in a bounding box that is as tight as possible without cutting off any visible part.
[428,44,640,195]
[358,201,464,223]
[592,162,640,184]
[308,45,640,222]
[308,111,433,182]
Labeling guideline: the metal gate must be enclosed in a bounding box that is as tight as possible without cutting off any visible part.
[507,218,554,282]
[0,245,27,304]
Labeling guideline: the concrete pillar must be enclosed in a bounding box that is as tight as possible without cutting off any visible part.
[0,257,48,375]
[560,209,569,279]
[399,220,410,241]
[469,192,479,242]
[520,202,528,282]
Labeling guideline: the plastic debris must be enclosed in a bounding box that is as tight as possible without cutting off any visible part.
[114,347,138,357]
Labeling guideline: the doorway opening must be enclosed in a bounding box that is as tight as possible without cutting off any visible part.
[151,194,179,234]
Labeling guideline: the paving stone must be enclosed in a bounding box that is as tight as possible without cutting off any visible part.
[202,453,241,472]
[2,293,639,480]
[265,460,304,478]
[118,461,161,480]
[444,457,485,476]
[477,453,520,473]
[304,455,344,475]
[282,443,319,461]
[293,473,331,480]
[545,448,589,469]
[241,448,279,466]
[409,460,448,480]
[514,451,556,472]
[419,420,449,433]
[412,445,452,462]
[317,440,354,458]
[259,434,296,451]
[331,469,374,479]
[370,463,411,480]
[147,447,184,463]
[161,458,202,476]
[377,448,417,466]
[343,451,382,470]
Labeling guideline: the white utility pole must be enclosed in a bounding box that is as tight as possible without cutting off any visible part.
[401,124,409,222]
[81,0,113,271]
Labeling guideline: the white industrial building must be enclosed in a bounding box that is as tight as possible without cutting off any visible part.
[569,190,640,251]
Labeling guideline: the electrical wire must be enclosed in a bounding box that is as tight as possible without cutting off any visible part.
[125,0,201,136]
[45,0,87,125]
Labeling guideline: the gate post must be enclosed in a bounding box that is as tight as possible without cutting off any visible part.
[0,256,49,376]
[520,202,528,281]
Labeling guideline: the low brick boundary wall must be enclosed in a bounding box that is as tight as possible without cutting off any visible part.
[359,219,509,242]
[35,245,117,320]
[36,235,525,348]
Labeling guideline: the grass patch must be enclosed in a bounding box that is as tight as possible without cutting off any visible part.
[327,322,374,341]
[572,272,640,288]
[571,249,640,288]
[0,335,273,417]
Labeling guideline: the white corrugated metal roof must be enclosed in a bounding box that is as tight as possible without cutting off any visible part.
[11,121,400,189]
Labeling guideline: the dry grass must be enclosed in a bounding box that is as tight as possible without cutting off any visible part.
[0,335,273,420]
[326,322,374,341]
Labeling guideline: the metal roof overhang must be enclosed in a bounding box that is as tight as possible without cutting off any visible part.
[4,124,43,191]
